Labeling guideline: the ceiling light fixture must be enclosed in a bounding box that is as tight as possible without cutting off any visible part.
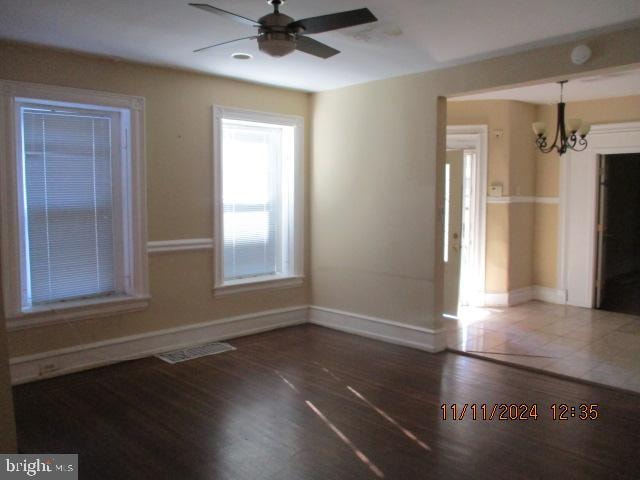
[257,31,296,57]
[189,0,377,59]
[231,52,253,60]
[532,80,590,155]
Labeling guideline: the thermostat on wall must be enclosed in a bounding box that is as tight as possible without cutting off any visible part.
[489,184,503,197]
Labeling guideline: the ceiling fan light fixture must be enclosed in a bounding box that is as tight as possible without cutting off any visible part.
[257,32,296,57]
[189,2,377,59]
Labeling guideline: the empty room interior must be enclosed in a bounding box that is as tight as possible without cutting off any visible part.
[0,1,639,478]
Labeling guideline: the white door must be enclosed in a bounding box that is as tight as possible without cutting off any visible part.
[444,150,464,317]
[565,148,600,307]
[595,155,607,308]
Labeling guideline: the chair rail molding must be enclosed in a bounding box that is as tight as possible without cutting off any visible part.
[147,238,214,254]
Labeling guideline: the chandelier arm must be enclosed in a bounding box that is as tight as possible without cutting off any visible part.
[569,137,588,152]
[536,137,556,154]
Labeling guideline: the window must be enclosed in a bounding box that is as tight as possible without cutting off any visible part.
[443,163,451,263]
[1,81,148,329]
[213,106,303,295]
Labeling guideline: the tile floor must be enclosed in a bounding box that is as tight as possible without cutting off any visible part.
[444,301,640,393]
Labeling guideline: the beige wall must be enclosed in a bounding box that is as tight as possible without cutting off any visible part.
[312,26,640,329]
[447,100,537,292]
[509,204,535,290]
[311,75,434,325]
[532,94,640,288]
[533,204,558,288]
[485,204,509,292]
[509,102,538,197]
[0,42,311,358]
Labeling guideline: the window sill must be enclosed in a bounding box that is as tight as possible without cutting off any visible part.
[5,295,150,331]
[213,275,304,297]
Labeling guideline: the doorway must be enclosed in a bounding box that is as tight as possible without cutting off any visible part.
[443,126,487,318]
[562,122,640,308]
[442,78,640,393]
[595,152,640,315]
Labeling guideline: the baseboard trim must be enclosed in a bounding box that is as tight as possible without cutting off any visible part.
[533,286,566,305]
[9,305,308,385]
[309,306,447,353]
[508,286,534,306]
[482,287,531,307]
[485,196,559,204]
[482,291,509,306]
[10,303,468,384]
[483,286,565,306]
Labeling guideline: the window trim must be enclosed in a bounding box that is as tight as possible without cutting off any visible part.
[212,105,304,295]
[0,80,149,330]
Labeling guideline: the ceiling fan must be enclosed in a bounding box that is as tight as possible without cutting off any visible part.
[189,0,378,58]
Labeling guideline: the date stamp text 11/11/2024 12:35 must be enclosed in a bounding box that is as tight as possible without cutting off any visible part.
[441,403,600,421]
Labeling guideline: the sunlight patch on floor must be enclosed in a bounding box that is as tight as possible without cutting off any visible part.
[305,400,385,479]
[346,385,431,452]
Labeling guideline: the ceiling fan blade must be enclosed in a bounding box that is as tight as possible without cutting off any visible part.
[295,36,340,59]
[289,8,377,35]
[193,36,257,53]
[189,3,258,27]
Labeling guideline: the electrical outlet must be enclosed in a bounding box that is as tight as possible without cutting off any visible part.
[38,362,59,376]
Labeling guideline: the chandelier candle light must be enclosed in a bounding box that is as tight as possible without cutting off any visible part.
[532,80,591,155]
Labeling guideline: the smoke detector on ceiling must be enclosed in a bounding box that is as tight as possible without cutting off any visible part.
[570,44,591,65]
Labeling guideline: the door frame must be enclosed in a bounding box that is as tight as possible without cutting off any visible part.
[446,125,488,307]
[559,122,640,307]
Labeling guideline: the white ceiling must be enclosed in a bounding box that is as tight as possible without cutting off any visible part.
[451,68,640,104]
[1,0,639,92]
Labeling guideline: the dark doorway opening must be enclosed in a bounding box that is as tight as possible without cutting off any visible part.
[596,153,640,315]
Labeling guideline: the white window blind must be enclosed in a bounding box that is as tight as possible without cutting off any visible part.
[20,105,119,305]
[221,119,292,281]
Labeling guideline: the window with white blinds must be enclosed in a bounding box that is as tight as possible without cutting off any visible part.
[1,83,148,326]
[18,103,120,306]
[222,120,285,280]
[214,107,303,292]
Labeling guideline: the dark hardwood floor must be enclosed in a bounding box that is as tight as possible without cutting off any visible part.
[13,325,640,479]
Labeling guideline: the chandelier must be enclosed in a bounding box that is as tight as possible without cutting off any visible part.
[532,80,591,155]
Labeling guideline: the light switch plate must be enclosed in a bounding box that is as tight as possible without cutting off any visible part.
[489,184,503,197]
